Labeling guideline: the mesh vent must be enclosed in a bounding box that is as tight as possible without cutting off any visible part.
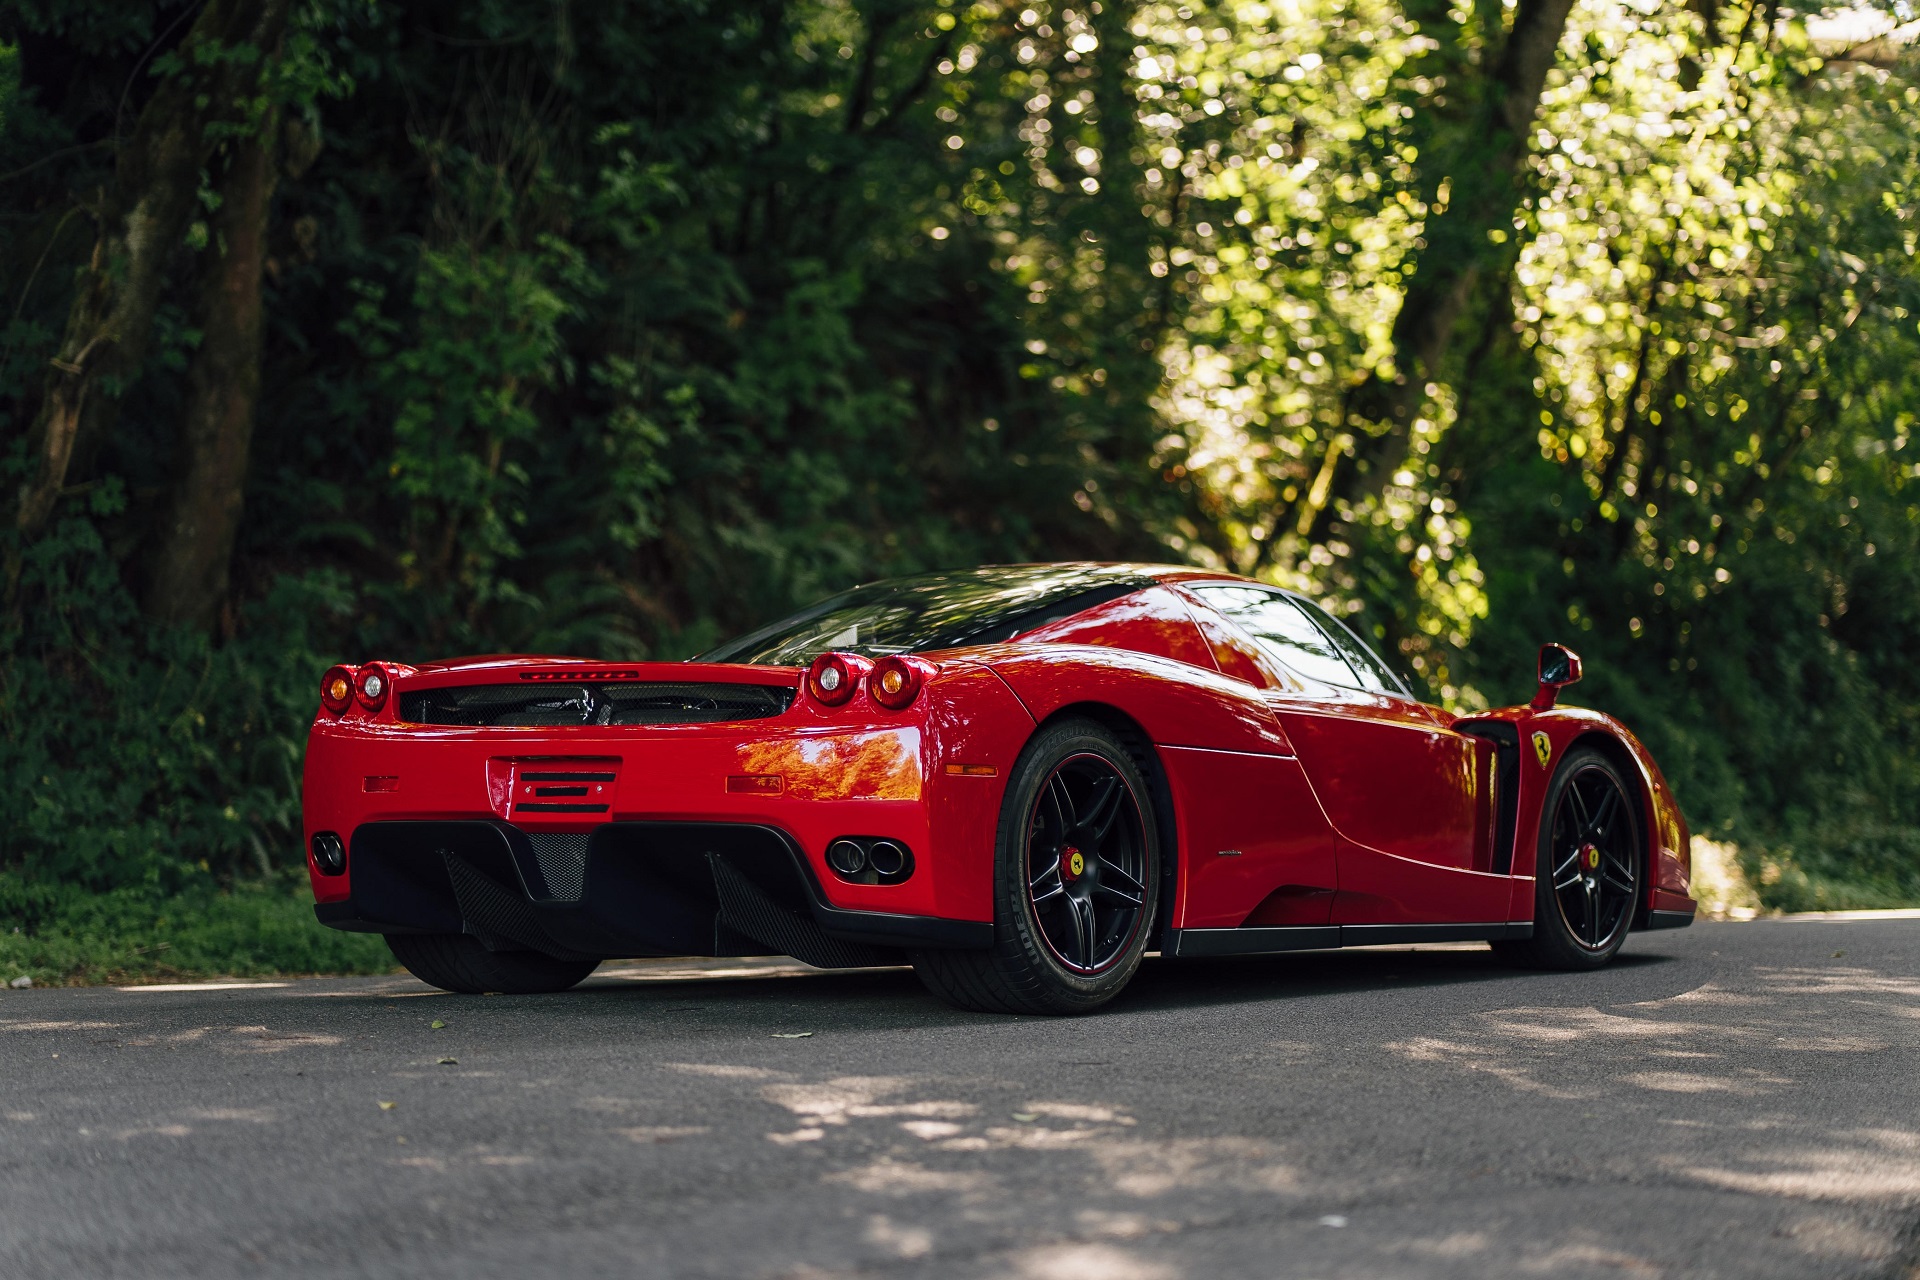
[399,681,794,727]
[526,833,590,902]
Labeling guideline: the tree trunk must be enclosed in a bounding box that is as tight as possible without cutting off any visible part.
[1333,0,1578,503]
[143,118,279,630]
[10,0,287,537]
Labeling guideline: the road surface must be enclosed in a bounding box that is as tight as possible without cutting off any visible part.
[4,916,1919,1278]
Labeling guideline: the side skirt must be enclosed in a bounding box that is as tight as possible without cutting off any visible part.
[1165,922,1534,958]
[1642,907,1696,930]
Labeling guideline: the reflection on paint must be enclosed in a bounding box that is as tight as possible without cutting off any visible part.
[738,729,922,801]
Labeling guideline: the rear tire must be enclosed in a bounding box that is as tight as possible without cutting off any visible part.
[1495,745,1643,971]
[386,933,600,994]
[912,718,1162,1015]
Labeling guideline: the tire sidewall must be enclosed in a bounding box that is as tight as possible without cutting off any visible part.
[993,719,1161,1007]
[1531,746,1642,968]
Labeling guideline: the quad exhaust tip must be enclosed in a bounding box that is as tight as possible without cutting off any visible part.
[868,839,908,878]
[825,836,914,886]
[827,839,867,877]
[311,831,347,876]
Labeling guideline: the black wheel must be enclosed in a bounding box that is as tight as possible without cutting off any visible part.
[386,933,600,994]
[911,718,1161,1015]
[1494,746,1642,970]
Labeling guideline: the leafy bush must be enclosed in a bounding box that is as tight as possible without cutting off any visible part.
[0,505,388,980]
[0,876,391,987]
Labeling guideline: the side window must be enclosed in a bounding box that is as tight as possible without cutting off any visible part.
[1295,599,1406,695]
[1188,586,1359,688]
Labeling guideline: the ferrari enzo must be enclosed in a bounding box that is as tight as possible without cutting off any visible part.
[303,563,1695,1013]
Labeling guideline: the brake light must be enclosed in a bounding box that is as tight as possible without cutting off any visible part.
[869,655,928,710]
[807,652,868,707]
[321,665,356,715]
[356,662,392,712]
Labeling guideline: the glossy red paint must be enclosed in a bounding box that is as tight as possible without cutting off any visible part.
[1162,746,1338,927]
[1446,703,1693,924]
[303,562,1694,969]
[1014,585,1215,670]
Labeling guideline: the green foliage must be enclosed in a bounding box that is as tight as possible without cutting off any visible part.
[0,504,347,900]
[0,0,1916,981]
[0,876,392,985]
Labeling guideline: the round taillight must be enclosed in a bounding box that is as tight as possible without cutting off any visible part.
[868,656,925,710]
[356,662,391,712]
[807,653,865,707]
[321,665,356,715]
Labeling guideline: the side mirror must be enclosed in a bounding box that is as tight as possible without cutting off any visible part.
[1531,642,1582,711]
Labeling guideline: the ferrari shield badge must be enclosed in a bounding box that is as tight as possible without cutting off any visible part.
[1532,730,1553,769]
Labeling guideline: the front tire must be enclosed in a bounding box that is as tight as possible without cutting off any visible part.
[1495,745,1643,971]
[386,933,600,994]
[912,718,1162,1015]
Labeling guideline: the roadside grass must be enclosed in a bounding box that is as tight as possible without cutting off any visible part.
[0,877,393,987]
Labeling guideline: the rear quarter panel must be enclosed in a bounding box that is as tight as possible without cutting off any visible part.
[978,645,1338,928]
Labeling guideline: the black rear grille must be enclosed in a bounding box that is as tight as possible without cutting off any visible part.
[399,681,795,728]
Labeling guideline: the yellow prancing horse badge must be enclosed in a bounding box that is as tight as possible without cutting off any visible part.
[1532,731,1553,769]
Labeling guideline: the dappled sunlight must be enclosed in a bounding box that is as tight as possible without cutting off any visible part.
[829,1157,997,1197]
[863,1214,934,1260]
[617,1125,708,1144]
[663,1057,1313,1233]
[1474,1006,1711,1042]
[1750,966,1920,1000]
[1623,1070,1786,1095]
[1385,1034,1593,1098]
[1012,1241,1180,1280]
[1674,1127,1920,1202]
[1086,1137,1302,1197]
[1514,1239,1662,1275]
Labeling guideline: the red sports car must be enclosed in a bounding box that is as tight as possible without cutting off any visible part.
[304,563,1695,1013]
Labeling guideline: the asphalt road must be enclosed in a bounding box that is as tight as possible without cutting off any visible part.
[5,918,1920,1280]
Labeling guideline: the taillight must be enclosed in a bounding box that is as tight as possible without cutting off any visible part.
[356,662,392,712]
[321,665,356,715]
[807,652,869,707]
[869,655,928,710]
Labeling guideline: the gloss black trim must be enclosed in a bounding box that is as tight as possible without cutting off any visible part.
[1643,907,1696,930]
[1164,921,1533,957]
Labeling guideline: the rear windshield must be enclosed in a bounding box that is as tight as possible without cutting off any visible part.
[699,566,1152,666]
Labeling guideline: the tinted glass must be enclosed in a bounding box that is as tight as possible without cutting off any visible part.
[1188,585,1359,688]
[1294,599,1404,694]
[699,567,1152,665]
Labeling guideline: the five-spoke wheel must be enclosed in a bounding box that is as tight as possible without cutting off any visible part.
[1023,753,1152,975]
[1496,744,1643,970]
[1547,761,1638,952]
[910,719,1162,1014]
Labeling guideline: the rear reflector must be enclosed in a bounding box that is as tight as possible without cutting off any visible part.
[727,774,783,794]
[363,775,399,793]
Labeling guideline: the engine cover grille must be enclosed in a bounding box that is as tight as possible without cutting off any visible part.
[399,681,794,727]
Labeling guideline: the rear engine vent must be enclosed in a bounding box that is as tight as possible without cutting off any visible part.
[399,682,795,728]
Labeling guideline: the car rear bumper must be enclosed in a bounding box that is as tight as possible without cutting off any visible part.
[302,708,1019,925]
[314,818,991,964]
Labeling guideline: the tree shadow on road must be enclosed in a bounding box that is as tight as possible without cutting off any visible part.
[529,939,1696,1031]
